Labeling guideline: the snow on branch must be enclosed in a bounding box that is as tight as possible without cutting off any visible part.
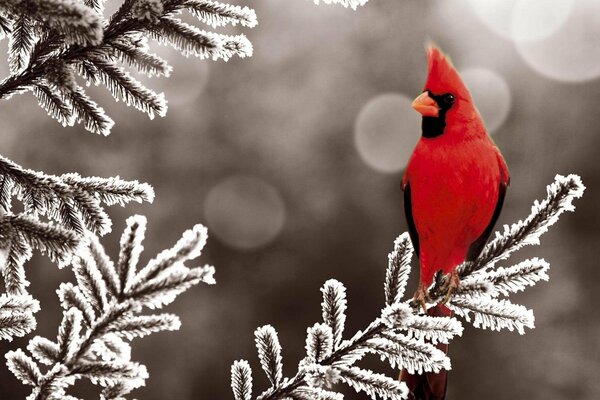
[0,154,153,302]
[5,215,214,399]
[230,174,584,400]
[0,0,258,135]
[459,174,585,277]
[0,293,40,341]
[311,0,370,10]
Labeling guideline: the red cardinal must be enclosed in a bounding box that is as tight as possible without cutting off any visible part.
[400,46,510,399]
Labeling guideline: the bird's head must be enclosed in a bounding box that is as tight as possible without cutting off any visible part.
[413,45,482,139]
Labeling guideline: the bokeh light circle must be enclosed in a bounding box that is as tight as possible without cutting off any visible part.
[511,0,574,43]
[516,0,600,82]
[354,93,420,173]
[204,175,286,250]
[461,68,511,134]
[468,0,573,42]
[468,0,519,39]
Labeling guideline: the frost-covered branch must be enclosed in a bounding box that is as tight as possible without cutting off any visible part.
[0,155,153,340]
[311,0,370,10]
[230,174,584,400]
[5,215,214,399]
[0,0,258,135]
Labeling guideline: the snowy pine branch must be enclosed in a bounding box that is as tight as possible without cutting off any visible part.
[458,174,585,277]
[0,154,154,340]
[5,215,214,399]
[230,174,584,400]
[311,0,370,10]
[0,0,257,135]
[0,293,40,341]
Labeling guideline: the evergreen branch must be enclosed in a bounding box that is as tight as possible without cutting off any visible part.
[0,293,39,341]
[124,265,212,309]
[8,14,34,73]
[1,0,103,46]
[474,257,550,297]
[33,83,74,126]
[87,234,120,298]
[448,297,534,335]
[0,311,37,341]
[4,213,80,265]
[105,313,181,339]
[336,365,408,400]
[57,282,96,327]
[116,215,147,296]
[231,360,253,400]
[5,348,42,386]
[7,217,212,399]
[321,279,346,349]
[288,386,343,400]
[0,0,256,134]
[109,37,171,78]
[90,333,131,363]
[60,173,155,206]
[405,314,463,345]
[185,0,258,28]
[311,0,370,10]
[255,325,283,387]
[460,174,585,277]
[0,155,152,237]
[128,223,208,291]
[384,233,413,306]
[86,55,167,119]
[151,16,222,59]
[72,253,109,314]
[58,83,115,136]
[371,333,449,374]
[305,323,334,363]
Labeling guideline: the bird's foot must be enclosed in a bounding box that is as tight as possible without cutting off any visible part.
[441,270,461,304]
[412,284,431,314]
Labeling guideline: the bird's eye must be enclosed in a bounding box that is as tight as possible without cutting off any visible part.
[443,94,455,105]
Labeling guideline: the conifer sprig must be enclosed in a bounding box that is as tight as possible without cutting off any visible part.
[0,155,153,340]
[230,174,584,400]
[5,215,214,399]
[0,156,153,286]
[310,0,370,10]
[0,0,258,135]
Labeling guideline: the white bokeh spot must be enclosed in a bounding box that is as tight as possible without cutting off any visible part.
[354,94,420,173]
[204,175,286,250]
[461,68,512,134]
[511,0,574,43]
[516,0,600,82]
[468,0,573,42]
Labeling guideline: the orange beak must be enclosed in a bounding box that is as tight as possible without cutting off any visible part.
[412,92,439,117]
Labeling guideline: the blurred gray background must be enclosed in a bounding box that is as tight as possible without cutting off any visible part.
[1,0,599,399]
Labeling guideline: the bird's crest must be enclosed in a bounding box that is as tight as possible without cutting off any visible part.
[425,45,471,101]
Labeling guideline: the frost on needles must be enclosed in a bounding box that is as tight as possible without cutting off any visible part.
[0,155,154,341]
[0,0,258,135]
[311,0,370,10]
[230,174,585,400]
[5,215,215,400]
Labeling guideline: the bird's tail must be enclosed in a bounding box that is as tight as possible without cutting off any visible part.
[400,303,452,400]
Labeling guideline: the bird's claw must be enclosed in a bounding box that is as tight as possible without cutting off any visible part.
[441,270,461,305]
[412,284,432,314]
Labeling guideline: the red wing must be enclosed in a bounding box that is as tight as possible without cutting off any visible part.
[466,181,507,261]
